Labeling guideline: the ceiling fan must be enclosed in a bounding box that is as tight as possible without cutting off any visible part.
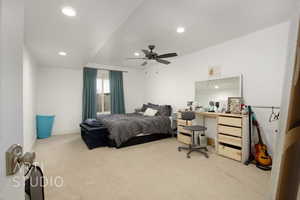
[127,45,178,66]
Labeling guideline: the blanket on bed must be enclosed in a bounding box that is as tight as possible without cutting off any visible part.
[97,113,172,147]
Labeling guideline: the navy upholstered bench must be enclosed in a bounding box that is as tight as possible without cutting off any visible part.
[80,123,110,149]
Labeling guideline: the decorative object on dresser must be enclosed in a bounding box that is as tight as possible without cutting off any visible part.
[177,111,209,158]
[208,101,215,112]
[217,114,249,162]
[228,97,243,114]
[187,101,193,111]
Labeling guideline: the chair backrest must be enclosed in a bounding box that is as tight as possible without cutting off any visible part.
[181,111,195,121]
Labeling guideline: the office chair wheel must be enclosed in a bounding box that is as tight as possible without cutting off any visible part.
[187,154,191,159]
[178,147,181,152]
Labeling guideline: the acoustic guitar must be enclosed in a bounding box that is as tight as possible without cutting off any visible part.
[252,119,272,167]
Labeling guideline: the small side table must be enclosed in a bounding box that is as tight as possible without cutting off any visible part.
[171,113,177,137]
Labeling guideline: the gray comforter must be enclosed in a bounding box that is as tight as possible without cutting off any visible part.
[97,113,172,147]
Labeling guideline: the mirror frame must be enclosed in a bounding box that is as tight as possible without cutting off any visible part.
[194,74,243,103]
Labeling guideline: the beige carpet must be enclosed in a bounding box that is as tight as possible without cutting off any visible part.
[34,134,270,200]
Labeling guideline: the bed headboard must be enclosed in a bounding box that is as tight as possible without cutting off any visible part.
[144,103,172,117]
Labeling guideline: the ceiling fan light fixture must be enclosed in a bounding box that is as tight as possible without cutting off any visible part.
[62,7,77,17]
[176,27,185,34]
[126,45,178,66]
[58,51,67,56]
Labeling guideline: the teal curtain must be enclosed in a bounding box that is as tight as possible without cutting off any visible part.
[110,71,125,114]
[82,67,97,121]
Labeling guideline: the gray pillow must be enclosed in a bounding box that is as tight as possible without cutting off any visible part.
[141,104,148,112]
[147,103,160,110]
[145,103,172,116]
[158,105,172,116]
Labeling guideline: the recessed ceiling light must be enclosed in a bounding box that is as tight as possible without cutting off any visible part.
[214,85,219,89]
[134,52,140,56]
[62,7,77,17]
[58,51,67,56]
[176,27,185,34]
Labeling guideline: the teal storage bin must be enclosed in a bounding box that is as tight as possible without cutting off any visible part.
[36,115,55,139]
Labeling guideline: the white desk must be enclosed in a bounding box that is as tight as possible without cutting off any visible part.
[177,111,249,162]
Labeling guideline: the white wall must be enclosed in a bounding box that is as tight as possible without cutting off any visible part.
[0,0,25,199]
[37,67,83,135]
[121,67,146,112]
[23,46,37,152]
[36,65,145,135]
[144,22,290,155]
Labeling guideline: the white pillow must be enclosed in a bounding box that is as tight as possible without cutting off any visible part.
[143,108,158,116]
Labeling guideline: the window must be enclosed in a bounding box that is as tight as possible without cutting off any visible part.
[96,70,110,114]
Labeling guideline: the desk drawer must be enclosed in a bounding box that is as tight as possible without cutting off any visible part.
[177,133,191,144]
[218,144,242,161]
[218,125,242,137]
[177,126,192,135]
[177,119,192,126]
[218,116,242,127]
[218,134,242,147]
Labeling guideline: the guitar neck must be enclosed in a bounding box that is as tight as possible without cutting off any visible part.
[254,120,263,144]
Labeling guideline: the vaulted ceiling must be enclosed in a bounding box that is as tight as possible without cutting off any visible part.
[25,0,144,68]
[25,0,297,69]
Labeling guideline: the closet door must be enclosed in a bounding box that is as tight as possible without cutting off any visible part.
[273,18,300,200]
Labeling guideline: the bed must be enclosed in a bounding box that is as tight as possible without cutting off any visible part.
[81,103,173,149]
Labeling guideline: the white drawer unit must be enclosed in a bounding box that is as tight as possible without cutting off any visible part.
[217,115,249,163]
[176,112,193,144]
[177,133,191,145]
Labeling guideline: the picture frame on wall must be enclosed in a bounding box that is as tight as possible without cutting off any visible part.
[228,97,243,114]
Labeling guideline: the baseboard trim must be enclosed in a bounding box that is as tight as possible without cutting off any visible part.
[52,132,80,136]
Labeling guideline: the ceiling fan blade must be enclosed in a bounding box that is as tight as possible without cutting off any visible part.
[142,49,150,55]
[156,58,171,65]
[141,61,148,66]
[157,53,178,58]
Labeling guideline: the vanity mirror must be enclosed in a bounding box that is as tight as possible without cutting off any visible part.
[195,75,243,112]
